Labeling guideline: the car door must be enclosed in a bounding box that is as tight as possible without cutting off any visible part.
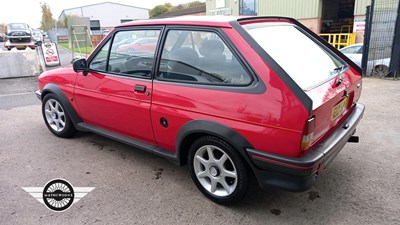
[151,28,255,151]
[73,28,162,144]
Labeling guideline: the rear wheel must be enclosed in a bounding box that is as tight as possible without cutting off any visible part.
[188,136,249,205]
[373,64,389,77]
[42,94,76,138]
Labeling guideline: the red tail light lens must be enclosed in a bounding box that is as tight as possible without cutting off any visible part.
[301,116,315,151]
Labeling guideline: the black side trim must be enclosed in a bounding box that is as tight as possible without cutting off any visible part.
[41,83,83,127]
[229,19,312,114]
[153,79,266,94]
[77,122,180,165]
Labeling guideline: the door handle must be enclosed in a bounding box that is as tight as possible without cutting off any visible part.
[134,84,146,92]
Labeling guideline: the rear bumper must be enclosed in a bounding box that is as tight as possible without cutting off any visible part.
[4,41,36,49]
[246,103,365,192]
[8,35,31,40]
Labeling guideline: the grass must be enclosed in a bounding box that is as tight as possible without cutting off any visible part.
[58,42,93,54]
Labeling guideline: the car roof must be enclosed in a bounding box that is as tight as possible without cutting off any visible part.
[9,23,28,26]
[345,43,363,48]
[340,43,363,51]
[117,16,241,28]
[116,16,295,29]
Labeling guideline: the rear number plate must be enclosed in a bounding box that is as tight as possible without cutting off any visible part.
[331,97,348,121]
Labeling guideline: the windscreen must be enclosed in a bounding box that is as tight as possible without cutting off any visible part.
[243,23,346,90]
[10,23,28,29]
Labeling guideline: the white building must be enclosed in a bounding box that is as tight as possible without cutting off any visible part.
[58,2,149,31]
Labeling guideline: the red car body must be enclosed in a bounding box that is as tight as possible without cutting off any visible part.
[37,16,364,204]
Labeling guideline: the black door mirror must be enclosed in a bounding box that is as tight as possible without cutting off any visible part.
[73,58,88,74]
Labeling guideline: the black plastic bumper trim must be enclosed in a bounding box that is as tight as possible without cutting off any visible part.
[35,90,42,101]
[247,103,365,190]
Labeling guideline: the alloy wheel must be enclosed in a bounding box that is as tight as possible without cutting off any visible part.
[44,99,66,132]
[193,145,238,197]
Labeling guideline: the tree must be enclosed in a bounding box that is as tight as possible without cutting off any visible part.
[150,1,205,18]
[187,1,205,7]
[0,23,7,33]
[150,3,173,18]
[62,15,80,28]
[174,1,205,10]
[40,2,55,31]
[57,20,65,28]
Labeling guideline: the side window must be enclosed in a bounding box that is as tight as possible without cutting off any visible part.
[89,29,161,78]
[158,30,252,85]
[89,40,110,71]
[109,30,160,77]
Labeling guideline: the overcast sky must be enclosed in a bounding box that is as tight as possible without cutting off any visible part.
[0,0,205,28]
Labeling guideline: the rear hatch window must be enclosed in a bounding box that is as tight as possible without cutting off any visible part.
[242,22,347,91]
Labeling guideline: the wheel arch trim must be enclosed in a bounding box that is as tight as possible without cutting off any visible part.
[41,83,83,128]
[176,120,256,168]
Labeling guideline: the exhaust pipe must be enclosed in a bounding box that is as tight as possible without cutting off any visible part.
[348,136,359,143]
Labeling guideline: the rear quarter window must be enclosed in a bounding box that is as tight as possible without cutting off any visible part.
[158,29,252,86]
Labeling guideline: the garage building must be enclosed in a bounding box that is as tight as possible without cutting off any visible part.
[58,2,149,31]
[207,0,370,44]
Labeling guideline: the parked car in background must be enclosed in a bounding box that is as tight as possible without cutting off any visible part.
[102,29,110,36]
[117,37,158,54]
[0,33,6,42]
[36,16,364,204]
[112,37,135,50]
[6,23,33,43]
[340,43,390,76]
[32,29,44,45]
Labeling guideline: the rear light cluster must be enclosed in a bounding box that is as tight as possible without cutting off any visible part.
[301,116,315,152]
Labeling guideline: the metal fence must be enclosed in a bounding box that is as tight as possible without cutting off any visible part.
[363,0,400,77]
[319,33,356,49]
[46,28,69,43]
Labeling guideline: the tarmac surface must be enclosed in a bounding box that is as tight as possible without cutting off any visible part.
[0,74,399,224]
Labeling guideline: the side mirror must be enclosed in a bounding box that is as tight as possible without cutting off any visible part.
[73,58,88,75]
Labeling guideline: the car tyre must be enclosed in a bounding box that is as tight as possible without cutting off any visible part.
[373,64,389,77]
[188,136,249,205]
[42,94,76,138]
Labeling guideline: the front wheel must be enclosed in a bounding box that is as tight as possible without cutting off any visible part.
[42,94,76,138]
[188,136,249,205]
